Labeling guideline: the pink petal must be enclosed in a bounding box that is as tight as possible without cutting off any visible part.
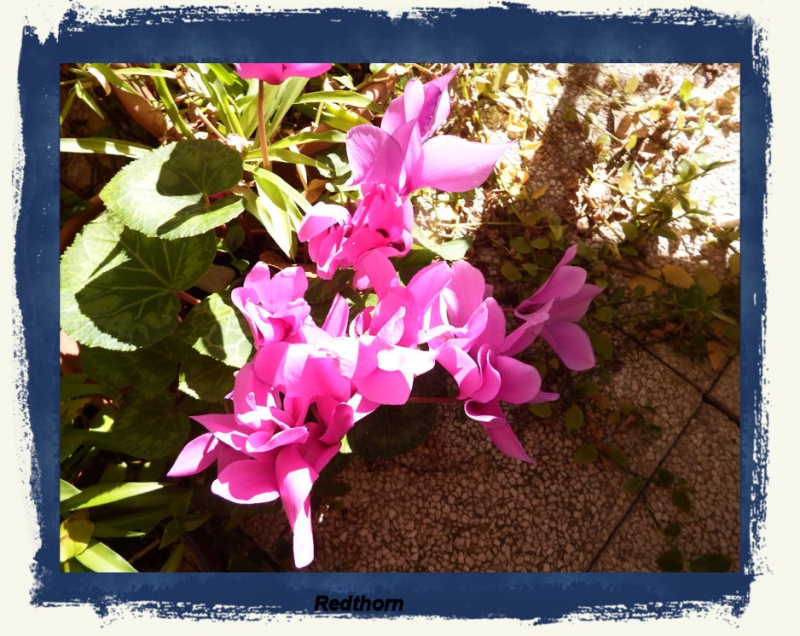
[321,294,350,338]
[167,433,219,477]
[212,458,280,504]
[234,63,331,84]
[547,284,603,323]
[464,400,535,464]
[191,413,250,451]
[246,426,309,453]
[471,344,502,404]
[436,345,481,399]
[297,202,350,243]
[541,321,596,371]
[276,446,318,569]
[345,125,405,189]
[317,402,355,445]
[355,368,414,405]
[418,67,458,140]
[415,136,513,193]
[380,76,425,135]
[494,355,542,404]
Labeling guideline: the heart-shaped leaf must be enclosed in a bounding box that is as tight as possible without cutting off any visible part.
[100,140,244,239]
[177,291,254,368]
[61,213,217,351]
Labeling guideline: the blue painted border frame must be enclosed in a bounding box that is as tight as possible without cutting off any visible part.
[19,3,767,623]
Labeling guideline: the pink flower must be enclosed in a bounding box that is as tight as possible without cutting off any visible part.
[230,263,312,349]
[234,63,332,85]
[345,69,513,195]
[514,245,602,371]
[380,68,458,142]
[298,184,413,280]
[167,361,352,569]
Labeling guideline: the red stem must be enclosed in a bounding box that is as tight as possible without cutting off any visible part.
[177,290,201,306]
[406,396,459,404]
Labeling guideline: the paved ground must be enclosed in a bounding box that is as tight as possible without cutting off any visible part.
[242,63,741,572]
[242,342,739,572]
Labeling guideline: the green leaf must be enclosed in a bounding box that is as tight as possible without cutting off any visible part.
[620,221,638,242]
[618,173,635,194]
[61,482,164,512]
[607,445,628,467]
[500,261,522,282]
[655,467,676,488]
[529,402,552,418]
[294,90,383,113]
[695,268,721,296]
[80,339,184,392]
[412,226,473,261]
[671,489,692,514]
[510,236,532,255]
[651,227,680,241]
[587,329,614,361]
[60,213,216,351]
[662,263,694,289]
[179,348,238,402]
[247,170,306,258]
[97,509,173,535]
[100,140,244,239]
[530,237,550,250]
[573,443,598,464]
[623,476,643,495]
[662,521,682,539]
[679,77,693,104]
[61,137,152,159]
[592,306,614,323]
[656,547,685,572]
[60,373,111,401]
[564,405,585,431]
[84,391,191,459]
[689,552,733,572]
[160,543,187,573]
[195,264,236,294]
[269,129,347,150]
[60,513,95,562]
[178,291,254,368]
[75,539,138,572]
[91,524,146,539]
[60,479,82,502]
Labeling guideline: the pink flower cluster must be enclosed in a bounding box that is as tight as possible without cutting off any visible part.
[298,67,514,280]
[168,246,600,569]
[168,67,601,570]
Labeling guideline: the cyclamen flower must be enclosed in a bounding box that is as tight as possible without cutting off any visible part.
[234,63,332,85]
[514,245,603,371]
[345,68,514,195]
[416,260,545,463]
[298,183,413,280]
[230,262,312,349]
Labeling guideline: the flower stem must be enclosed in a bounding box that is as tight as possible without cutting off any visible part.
[406,396,459,404]
[257,80,271,171]
[177,290,201,306]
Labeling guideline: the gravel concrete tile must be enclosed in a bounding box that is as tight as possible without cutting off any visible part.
[241,330,703,573]
[706,355,740,423]
[589,403,740,572]
[597,327,704,476]
[243,404,637,573]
